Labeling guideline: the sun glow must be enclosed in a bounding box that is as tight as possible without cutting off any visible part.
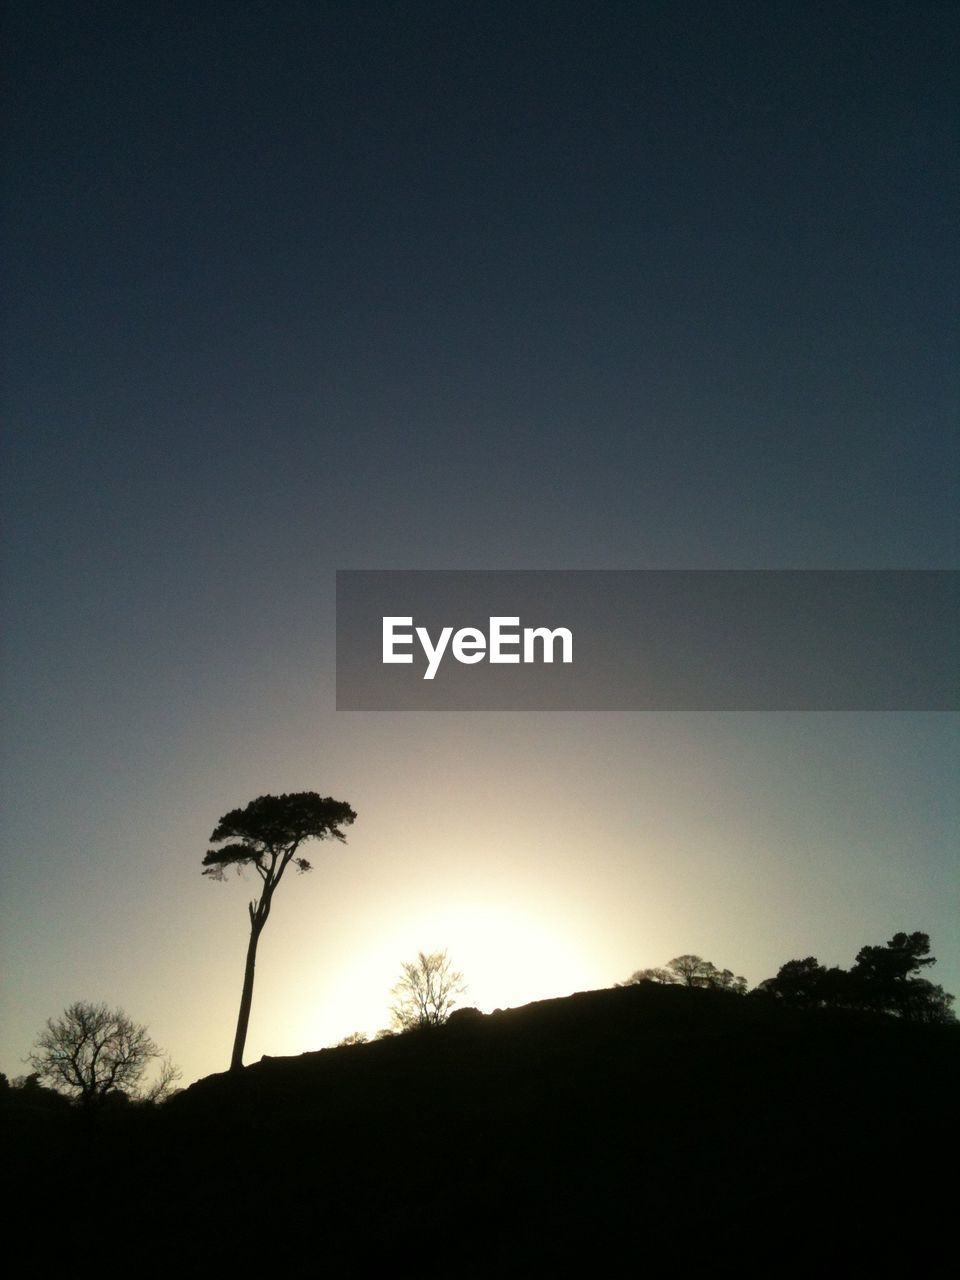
[303,897,593,1048]
[419,899,591,1012]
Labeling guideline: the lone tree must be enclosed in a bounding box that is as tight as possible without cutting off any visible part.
[390,949,466,1031]
[203,791,357,1072]
[28,1001,180,1106]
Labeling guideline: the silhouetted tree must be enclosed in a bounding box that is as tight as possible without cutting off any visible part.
[669,955,710,986]
[337,1031,368,1047]
[710,967,749,994]
[894,979,956,1024]
[623,955,747,993]
[3,1071,72,1112]
[140,1056,184,1101]
[754,957,849,1007]
[10,1072,43,1091]
[27,1001,179,1106]
[202,792,357,1072]
[390,950,466,1031]
[852,931,932,985]
[756,933,955,1023]
[850,932,954,1021]
[619,966,676,986]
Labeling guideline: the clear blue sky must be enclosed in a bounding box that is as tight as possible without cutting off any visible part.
[2,1,957,1086]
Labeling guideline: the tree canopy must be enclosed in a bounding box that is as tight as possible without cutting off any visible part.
[202,792,357,881]
[622,954,748,994]
[756,932,955,1023]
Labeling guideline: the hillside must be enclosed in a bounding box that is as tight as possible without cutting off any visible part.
[7,982,958,1265]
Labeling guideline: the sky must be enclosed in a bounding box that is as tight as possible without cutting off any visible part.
[2,1,957,1088]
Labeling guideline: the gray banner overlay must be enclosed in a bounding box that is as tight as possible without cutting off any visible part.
[336,571,958,711]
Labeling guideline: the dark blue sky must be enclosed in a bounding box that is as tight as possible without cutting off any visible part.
[2,1,957,1082]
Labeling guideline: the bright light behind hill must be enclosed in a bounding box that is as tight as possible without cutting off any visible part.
[303,897,593,1047]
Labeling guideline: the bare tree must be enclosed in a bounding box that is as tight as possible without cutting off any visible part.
[390,950,466,1031]
[139,1056,183,1102]
[28,1001,180,1105]
[202,792,357,1072]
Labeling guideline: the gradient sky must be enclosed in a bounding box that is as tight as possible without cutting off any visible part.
[2,1,957,1087]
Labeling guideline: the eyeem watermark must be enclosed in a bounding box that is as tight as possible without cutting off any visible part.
[382,616,573,680]
[337,570,958,711]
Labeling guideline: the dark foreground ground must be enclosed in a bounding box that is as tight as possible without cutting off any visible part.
[6,983,957,1268]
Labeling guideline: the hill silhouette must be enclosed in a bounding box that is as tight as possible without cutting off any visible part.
[6,981,957,1265]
